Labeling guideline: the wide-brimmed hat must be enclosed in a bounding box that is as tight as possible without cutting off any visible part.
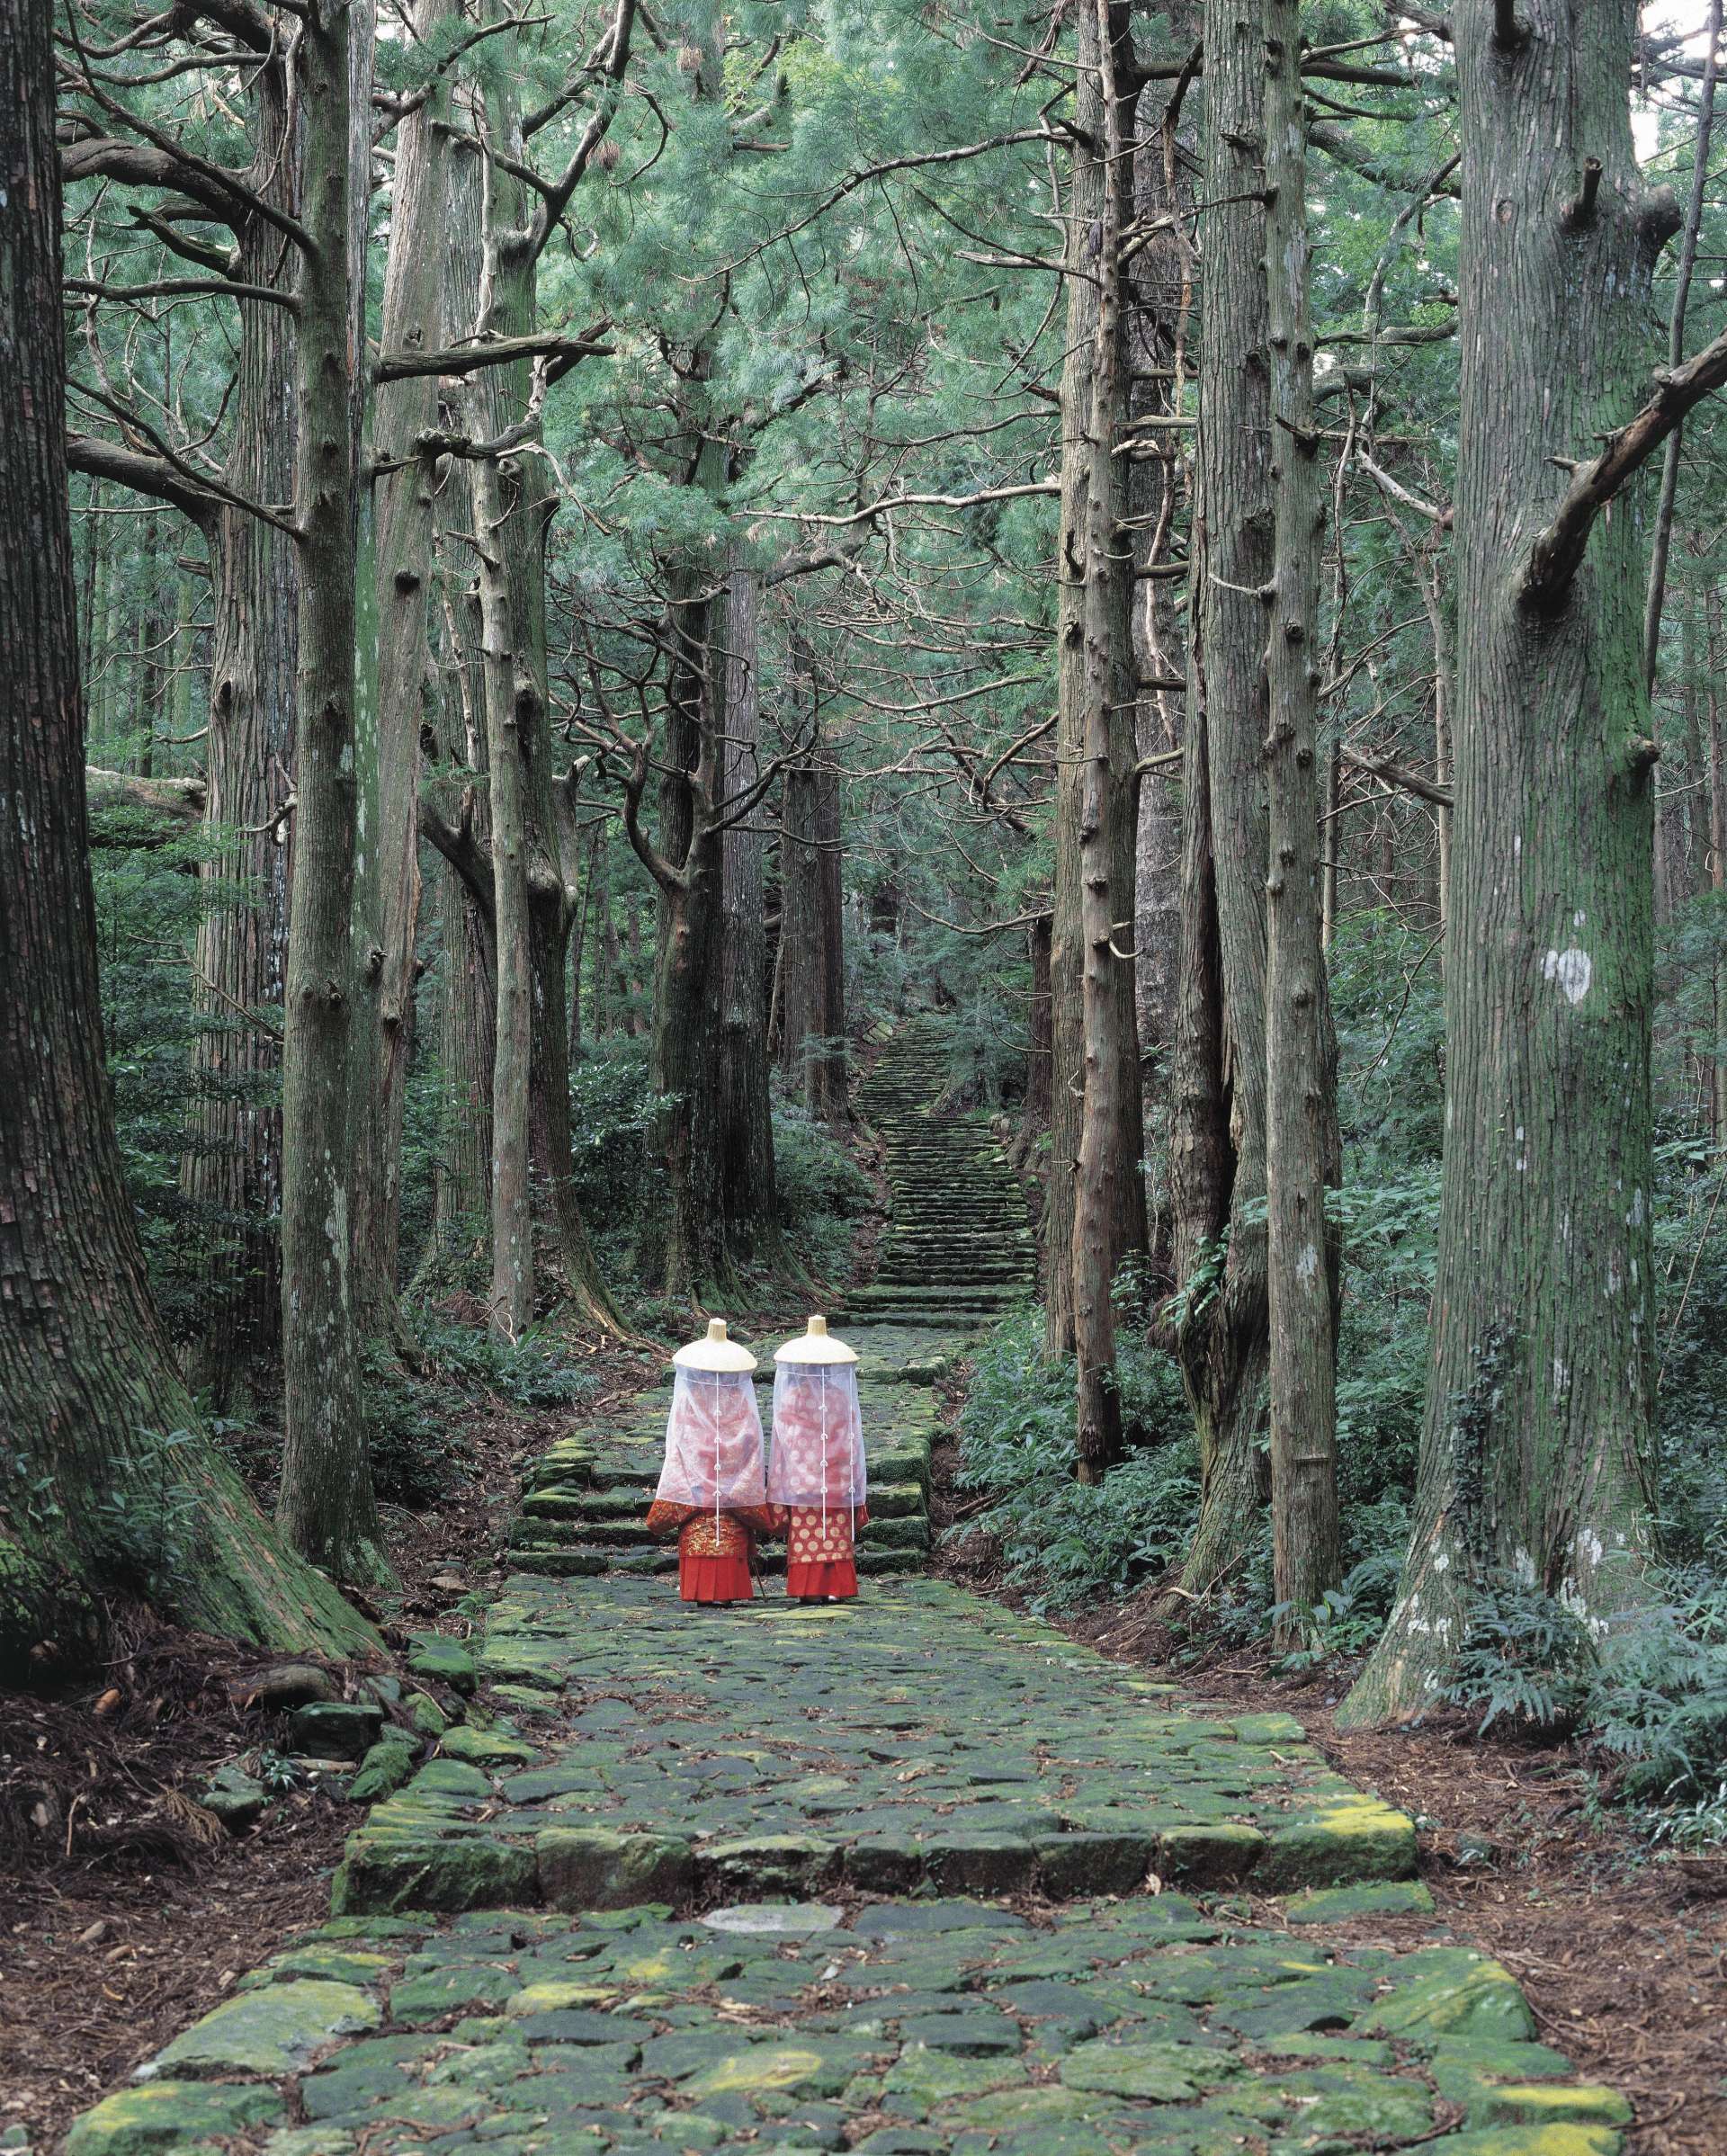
[773,1314,858,1366]
[673,1318,758,1373]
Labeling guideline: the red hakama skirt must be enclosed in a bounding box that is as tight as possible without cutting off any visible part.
[779,1505,869,1599]
[645,1500,773,1604]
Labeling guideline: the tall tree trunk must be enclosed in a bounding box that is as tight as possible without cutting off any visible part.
[1342,0,1665,1725]
[1263,0,1340,1627]
[276,0,385,1580]
[0,0,373,1673]
[1070,0,1140,1479]
[470,416,537,1343]
[1168,0,1274,1598]
[812,743,848,1124]
[1049,0,1148,1364]
[352,0,452,1342]
[716,556,781,1242]
[1130,4,1197,1303]
[181,48,300,1403]
[475,53,622,1335]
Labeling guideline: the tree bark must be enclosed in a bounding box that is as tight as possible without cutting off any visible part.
[352,0,452,1343]
[275,0,386,1581]
[1049,0,1148,1366]
[1342,0,1664,1725]
[181,41,300,1403]
[1070,0,1140,1480]
[470,416,537,1343]
[812,743,848,1124]
[1168,0,1275,1597]
[0,0,374,1674]
[1263,0,1340,1628]
[716,556,782,1242]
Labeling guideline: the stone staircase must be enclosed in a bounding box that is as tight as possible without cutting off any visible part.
[507,1018,1033,1581]
[838,1015,1035,1323]
[509,1355,937,1579]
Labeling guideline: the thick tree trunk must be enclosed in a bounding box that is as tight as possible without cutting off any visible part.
[479,114,621,1336]
[0,0,373,1673]
[470,419,537,1343]
[716,557,781,1244]
[1070,0,1140,1480]
[1049,0,1147,1364]
[1168,0,1274,1598]
[1263,0,1340,1626]
[352,0,451,1342]
[1343,0,1664,1725]
[181,49,300,1403]
[276,0,386,1581]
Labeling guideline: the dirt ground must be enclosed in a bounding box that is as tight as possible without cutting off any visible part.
[0,1331,658,2153]
[930,1413,1727,2156]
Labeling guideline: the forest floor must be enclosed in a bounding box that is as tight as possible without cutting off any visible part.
[931,1413,1727,2156]
[0,1323,661,2152]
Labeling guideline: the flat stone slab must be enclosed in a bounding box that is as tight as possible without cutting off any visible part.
[333,1576,1420,1915]
[702,1901,846,1935]
[74,1897,1628,2155]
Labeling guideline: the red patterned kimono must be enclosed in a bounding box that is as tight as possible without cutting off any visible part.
[646,1498,777,1602]
[769,1355,868,1602]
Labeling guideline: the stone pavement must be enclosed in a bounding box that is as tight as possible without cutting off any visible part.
[67,1571,1631,2155]
[62,1022,1631,2154]
[330,1581,1419,1917]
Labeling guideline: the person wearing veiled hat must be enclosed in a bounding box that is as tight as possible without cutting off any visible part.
[645,1320,775,1605]
[768,1316,868,1603]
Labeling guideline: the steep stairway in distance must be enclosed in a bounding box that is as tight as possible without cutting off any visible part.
[839,1015,1036,1324]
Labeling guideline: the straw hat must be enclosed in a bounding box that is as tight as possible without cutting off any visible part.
[774,1314,858,1366]
[673,1318,758,1373]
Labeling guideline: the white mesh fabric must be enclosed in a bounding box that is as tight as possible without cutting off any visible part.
[768,1361,866,1512]
[654,1368,766,1516]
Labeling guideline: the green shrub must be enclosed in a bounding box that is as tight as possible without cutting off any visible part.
[953,1305,1198,1611]
[773,1102,873,1279]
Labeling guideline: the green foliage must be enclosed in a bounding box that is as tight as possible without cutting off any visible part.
[1436,1577,1596,1736]
[953,1306,1198,1612]
[772,1103,873,1279]
[1272,1551,1405,1668]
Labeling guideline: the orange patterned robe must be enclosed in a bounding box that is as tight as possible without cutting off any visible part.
[774,1504,870,1599]
[646,1500,776,1603]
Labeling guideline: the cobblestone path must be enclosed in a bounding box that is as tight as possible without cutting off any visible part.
[64,1031,1631,2152]
[68,1576,1628,2156]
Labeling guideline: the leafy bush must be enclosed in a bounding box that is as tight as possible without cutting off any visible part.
[773,1102,873,1280]
[953,1305,1198,1611]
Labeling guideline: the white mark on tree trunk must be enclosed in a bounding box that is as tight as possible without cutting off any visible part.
[1543,945,1592,1003]
[1296,1242,1319,1283]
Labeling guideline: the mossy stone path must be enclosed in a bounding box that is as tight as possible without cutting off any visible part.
[65,1026,1629,2152]
[332,1579,1421,1917]
[68,1892,1628,2156]
[70,1573,1629,2155]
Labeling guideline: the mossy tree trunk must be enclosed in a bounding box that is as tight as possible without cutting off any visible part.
[275,0,387,1581]
[0,0,376,1673]
[1342,0,1671,1725]
[1262,0,1340,1626]
[1168,0,1274,1598]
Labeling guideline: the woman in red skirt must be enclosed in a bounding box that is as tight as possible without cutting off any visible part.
[645,1320,775,1605]
[769,1318,868,1602]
